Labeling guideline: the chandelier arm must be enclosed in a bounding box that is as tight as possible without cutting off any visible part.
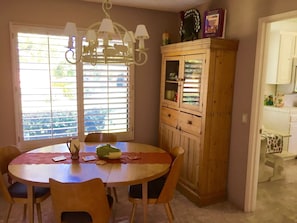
[112,22,128,44]
[65,49,81,64]
[87,22,100,30]
[134,51,148,66]
[91,49,98,66]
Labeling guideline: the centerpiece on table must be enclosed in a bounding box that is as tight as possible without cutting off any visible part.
[96,144,122,159]
[66,138,80,160]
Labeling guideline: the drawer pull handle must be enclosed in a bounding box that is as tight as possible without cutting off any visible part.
[188,120,192,125]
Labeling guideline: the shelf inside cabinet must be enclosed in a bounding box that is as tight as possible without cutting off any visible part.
[164,82,178,101]
[165,60,179,81]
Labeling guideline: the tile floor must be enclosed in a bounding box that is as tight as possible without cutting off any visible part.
[1,158,297,223]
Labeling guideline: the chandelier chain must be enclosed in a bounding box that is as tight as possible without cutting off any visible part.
[102,0,112,19]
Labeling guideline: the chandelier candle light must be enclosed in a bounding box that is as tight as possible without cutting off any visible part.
[64,0,149,66]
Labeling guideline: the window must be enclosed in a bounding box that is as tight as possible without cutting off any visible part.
[10,24,134,149]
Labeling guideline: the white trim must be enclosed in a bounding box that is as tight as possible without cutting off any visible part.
[9,22,22,147]
[9,22,135,150]
[245,10,297,212]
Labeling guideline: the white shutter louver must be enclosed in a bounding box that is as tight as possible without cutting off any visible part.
[11,24,134,148]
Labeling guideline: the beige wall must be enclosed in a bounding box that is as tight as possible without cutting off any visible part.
[2,0,297,211]
[201,0,297,209]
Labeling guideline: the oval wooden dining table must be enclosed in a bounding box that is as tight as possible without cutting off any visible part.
[8,141,172,223]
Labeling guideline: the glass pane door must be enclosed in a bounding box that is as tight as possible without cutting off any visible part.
[180,55,205,112]
[164,60,179,103]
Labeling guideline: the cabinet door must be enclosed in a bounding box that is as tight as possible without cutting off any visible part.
[179,131,200,193]
[180,54,206,113]
[159,123,180,152]
[277,33,295,84]
[265,31,296,84]
[159,122,200,193]
[161,57,181,109]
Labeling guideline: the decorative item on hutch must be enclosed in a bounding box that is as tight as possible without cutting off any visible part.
[64,0,149,66]
[179,9,201,42]
[162,32,170,45]
[203,8,226,38]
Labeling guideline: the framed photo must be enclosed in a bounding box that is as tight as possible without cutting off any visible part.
[203,8,226,38]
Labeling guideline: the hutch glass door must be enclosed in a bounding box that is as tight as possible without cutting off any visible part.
[180,55,205,112]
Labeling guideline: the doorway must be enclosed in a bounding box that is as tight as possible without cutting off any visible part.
[245,9,297,212]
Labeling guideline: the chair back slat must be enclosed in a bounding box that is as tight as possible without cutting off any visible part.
[0,146,21,203]
[157,146,184,203]
[84,133,117,143]
[0,146,21,174]
[0,145,50,222]
[50,178,112,223]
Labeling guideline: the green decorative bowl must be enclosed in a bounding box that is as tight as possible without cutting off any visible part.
[96,144,122,159]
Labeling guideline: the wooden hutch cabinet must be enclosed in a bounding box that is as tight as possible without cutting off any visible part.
[158,38,238,206]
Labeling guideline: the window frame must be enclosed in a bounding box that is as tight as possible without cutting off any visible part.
[10,23,135,150]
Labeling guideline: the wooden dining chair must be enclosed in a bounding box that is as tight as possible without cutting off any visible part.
[84,132,118,202]
[49,178,113,223]
[84,132,117,143]
[128,146,184,223]
[0,145,50,223]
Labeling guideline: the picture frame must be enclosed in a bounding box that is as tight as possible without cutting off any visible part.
[203,8,226,38]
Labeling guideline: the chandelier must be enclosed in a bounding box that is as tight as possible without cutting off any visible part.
[64,0,149,66]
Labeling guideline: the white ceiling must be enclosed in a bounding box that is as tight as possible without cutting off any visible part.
[84,0,210,12]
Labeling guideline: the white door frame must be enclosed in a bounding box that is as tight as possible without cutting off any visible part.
[244,10,297,212]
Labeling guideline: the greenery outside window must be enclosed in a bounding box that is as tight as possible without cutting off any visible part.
[10,23,134,149]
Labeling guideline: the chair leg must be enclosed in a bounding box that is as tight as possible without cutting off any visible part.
[107,187,118,203]
[4,204,13,223]
[129,203,137,223]
[107,187,111,194]
[164,203,174,223]
[36,203,43,223]
[112,187,118,203]
[167,202,174,220]
[23,204,27,221]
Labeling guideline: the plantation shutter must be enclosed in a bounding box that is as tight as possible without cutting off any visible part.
[83,63,133,134]
[16,32,78,141]
[11,24,134,149]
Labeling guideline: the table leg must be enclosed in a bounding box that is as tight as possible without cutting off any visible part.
[27,185,34,223]
[142,182,148,223]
